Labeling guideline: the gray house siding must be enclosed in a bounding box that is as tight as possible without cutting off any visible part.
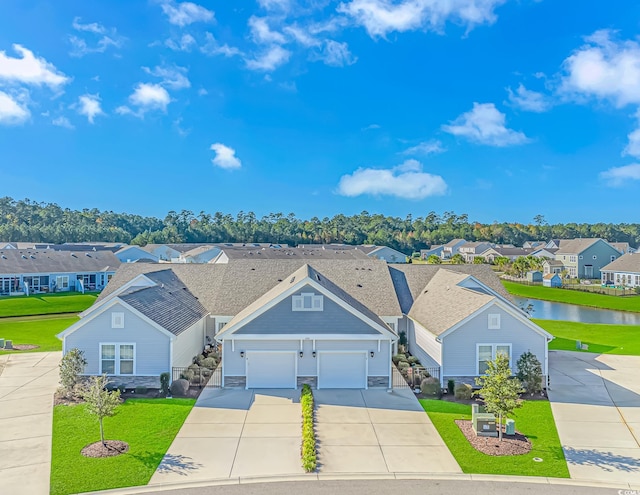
[406,318,441,368]
[234,286,380,335]
[368,247,407,263]
[172,318,206,368]
[116,247,158,263]
[65,302,171,378]
[579,241,621,279]
[441,303,547,380]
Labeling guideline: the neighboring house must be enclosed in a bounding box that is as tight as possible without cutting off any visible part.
[546,239,565,249]
[441,239,467,259]
[554,238,621,279]
[543,273,562,288]
[0,249,120,295]
[523,241,545,249]
[601,253,640,287]
[115,246,159,264]
[420,245,443,260]
[357,245,408,263]
[610,242,636,255]
[479,247,533,263]
[390,265,552,387]
[526,271,543,283]
[458,242,493,263]
[542,259,564,275]
[179,245,221,264]
[210,245,370,263]
[529,247,558,259]
[141,244,183,261]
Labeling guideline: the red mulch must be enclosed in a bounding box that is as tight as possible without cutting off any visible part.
[81,440,129,458]
[455,420,531,456]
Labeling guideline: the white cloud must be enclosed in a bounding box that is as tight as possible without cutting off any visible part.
[210,143,242,169]
[402,139,445,156]
[77,94,104,123]
[506,83,551,112]
[201,33,243,57]
[117,83,171,116]
[160,0,214,27]
[245,46,291,71]
[560,30,640,107]
[600,164,640,186]
[165,33,197,52]
[337,159,447,199]
[283,25,321,47]
[0,44,69,88]
[0,90,29,125]
[362,123,381,130]
[52,116,74,129]
[69,17,124,57]
[143,65,191,90]
[337,0,506,38]
[442,102,529,146]
[198,87,208,96]
[258,0,291,11]
[249,16,286,45]
[316,40,357,67]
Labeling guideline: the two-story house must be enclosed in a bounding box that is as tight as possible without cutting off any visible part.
[554,238,621,279]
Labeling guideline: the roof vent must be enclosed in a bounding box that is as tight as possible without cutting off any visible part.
[316,274,321,281]
[357,283,363,288]
[290,276,296,283]
[21,255,27,259]
[71,253,77,258]
[1,255,6,259]
[85,253,91,257]
[30,255,35,259]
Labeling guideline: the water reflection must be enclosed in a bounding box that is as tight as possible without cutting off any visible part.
[512,297,640,325]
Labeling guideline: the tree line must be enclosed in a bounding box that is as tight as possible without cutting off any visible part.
[1,197,638,253]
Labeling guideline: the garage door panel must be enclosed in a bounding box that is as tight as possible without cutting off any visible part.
[246,352,296,389]
[319,352,367,389]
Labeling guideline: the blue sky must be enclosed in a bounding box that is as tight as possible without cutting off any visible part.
[1,0,640,224]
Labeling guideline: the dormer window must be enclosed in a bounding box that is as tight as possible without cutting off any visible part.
[292,292,323,311]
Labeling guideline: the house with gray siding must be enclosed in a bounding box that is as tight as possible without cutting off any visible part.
[601,253,640,287]
[554,238,621,279]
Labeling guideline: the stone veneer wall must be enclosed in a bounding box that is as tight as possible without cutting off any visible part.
[224,376,247,388]
[368,376,389,388]
[297,376,317,388]
[97,376,160,389]
[444,376,479,388]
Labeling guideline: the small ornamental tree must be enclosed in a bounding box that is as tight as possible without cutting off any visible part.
[81,375,121,446]
[59,348,87,395]
[474,353,523,441]
[450,254,465,264]
[426,254,442,264]
[516,351,543,394]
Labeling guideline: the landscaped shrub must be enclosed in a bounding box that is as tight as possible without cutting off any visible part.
[117,384,126,394]
[59,348,87,396]
[407,356,420,365]
[447,379,455,395]
[135,386,148,395]
[160,372,170,397]
[170,379,189,397]
[200,357,217,369]
[420,377,441,397]
[392,353,408,365]
[397,361,410,371]
[187,363,200,371]
[516,351,544,394]
[300,384,316,472]
[454,383,473,400]
[180,369,195,382]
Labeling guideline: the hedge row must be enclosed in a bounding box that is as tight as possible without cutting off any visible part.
[300,384,316,472]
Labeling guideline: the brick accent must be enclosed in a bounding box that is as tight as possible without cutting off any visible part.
[297,376,317,388]
[100,376,160,389]
[224,376,246,388]
[368,376,389,388]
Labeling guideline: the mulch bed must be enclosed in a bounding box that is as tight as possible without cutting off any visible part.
[5,344,40,351]
[81,440,129,458]
[455,420,531,456]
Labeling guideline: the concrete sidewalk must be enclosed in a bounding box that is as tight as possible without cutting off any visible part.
[0,351,61,495]
[548,351,640,484]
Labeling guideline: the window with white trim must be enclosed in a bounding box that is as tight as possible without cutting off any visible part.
[56,275,69,289]
[592,255,597,260]
[111,312,124,329]
[217,322,227,333]
[100,343,135,375]
[477,344,511,375]
[488,313,501,330]
[387,322,396,332]
[292,292,323,311]
[579,255,583,260]
[611,255,616,262]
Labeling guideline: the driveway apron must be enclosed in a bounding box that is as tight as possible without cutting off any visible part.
[548,350,640,484]
[0,351,61,495]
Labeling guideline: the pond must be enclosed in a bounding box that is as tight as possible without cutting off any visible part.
[512,297,640,325]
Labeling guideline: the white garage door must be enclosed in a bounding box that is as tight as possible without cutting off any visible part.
[246,352,296,389]
[318,352,367,389]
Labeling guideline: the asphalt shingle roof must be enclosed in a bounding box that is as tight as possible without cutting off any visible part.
[0,249,120,275]
[601,253,640,274]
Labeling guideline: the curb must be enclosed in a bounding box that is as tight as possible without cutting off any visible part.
[79,472,640,494]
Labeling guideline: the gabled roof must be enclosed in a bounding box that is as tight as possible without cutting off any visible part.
[482,247,534,256]
[216,264,393,338]
[543,259,564,266]
[443,239,466,248]
[601,253,640,274]
[0,249,120,275]
[543,273,560,280]
[118,270,208,336]
[556,238,607,255]
[216,245,370,260]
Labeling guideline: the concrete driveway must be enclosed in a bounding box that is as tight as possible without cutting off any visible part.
[150,388,305,484]
[0,351,61,495]
[548,350,640,484]
[315,388,461,474]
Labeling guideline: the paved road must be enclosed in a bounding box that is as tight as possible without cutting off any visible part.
[85,478,628,495]
[0,351,61,495]
[549,351,640,484]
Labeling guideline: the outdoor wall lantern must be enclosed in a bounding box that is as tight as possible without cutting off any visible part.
[240,351,245,358]
[312,351,316,358]
[299,351,304,358]
[370,351,375,358]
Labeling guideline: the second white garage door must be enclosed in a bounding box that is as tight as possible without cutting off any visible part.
[318,352,367,389]
[246,351,296,389]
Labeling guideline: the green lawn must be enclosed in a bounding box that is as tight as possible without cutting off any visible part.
[0,315,75,353]
[536,319,640,356]
[0,292,98,317]
[421,399,568,478]
[502,281,640,313]
[51,398,195,495]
